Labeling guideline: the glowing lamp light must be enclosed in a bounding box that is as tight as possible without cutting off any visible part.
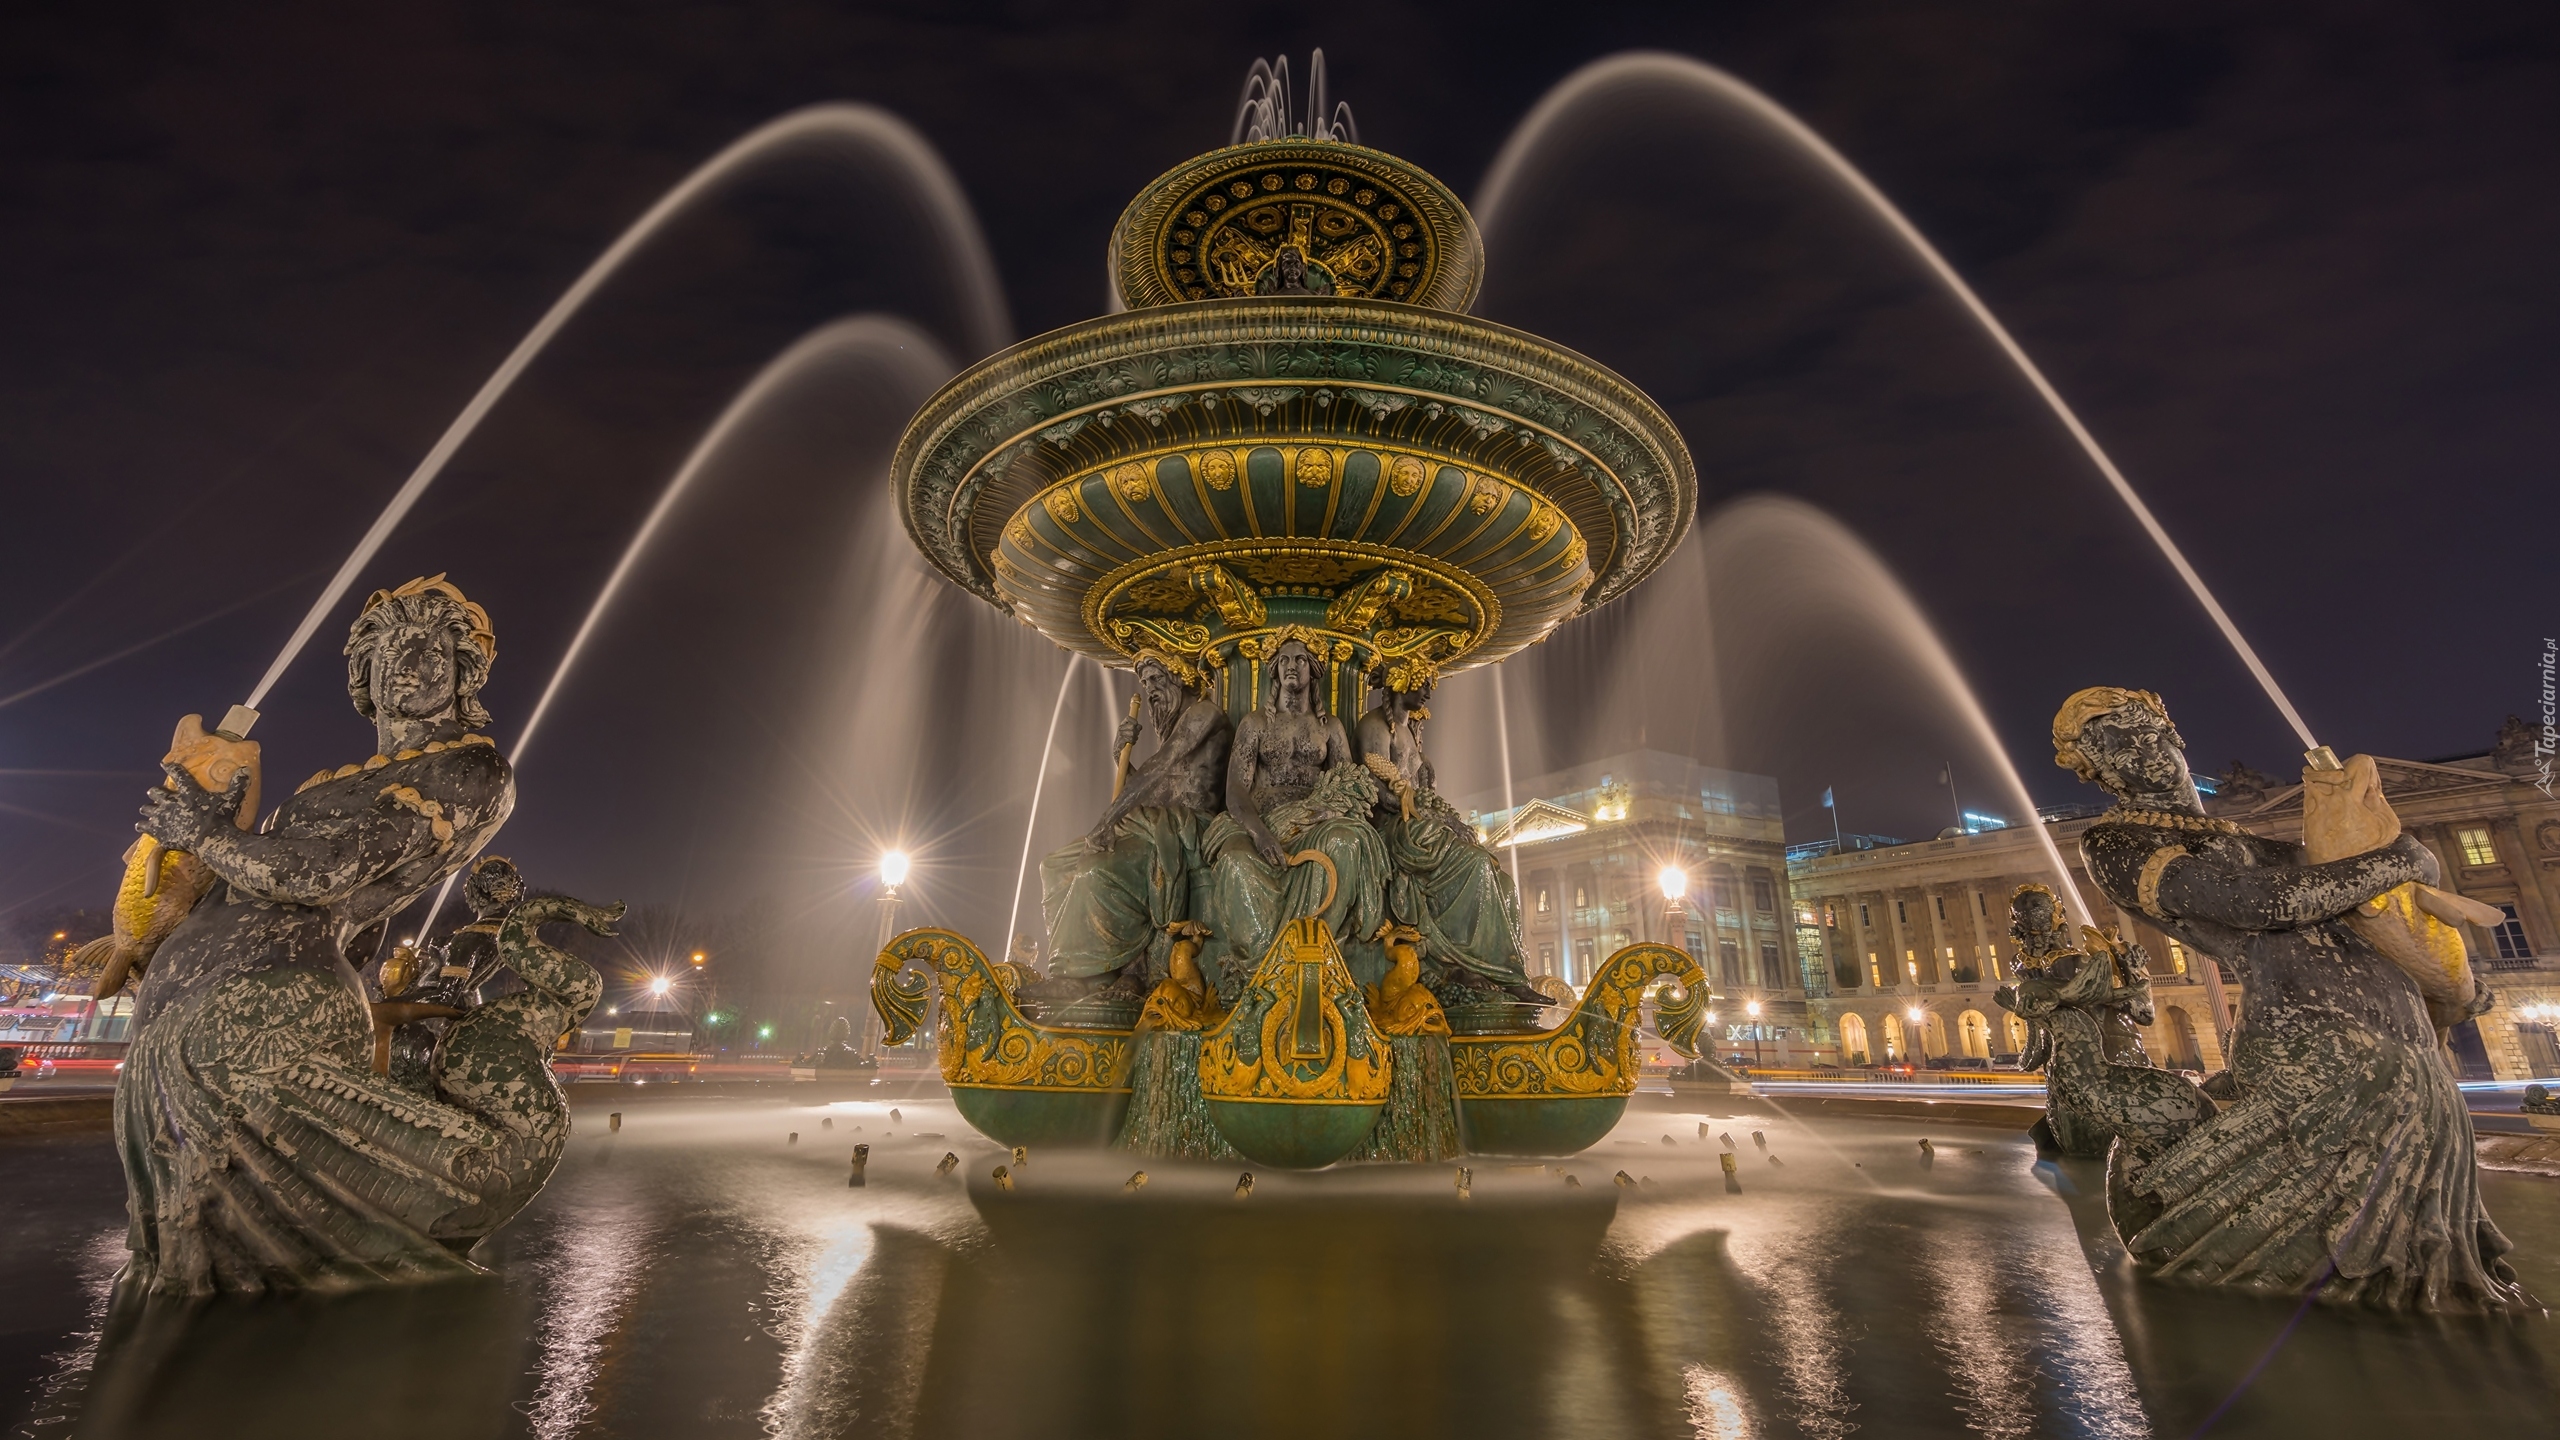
[1658,865,1689,901]
[1705,1010,1719,1026]
[706,1012,721,1024]
[647,976,673,998]
[758,1025,774,1039]
[691,950,706,966]
[1745,1000,1762,1019]
[879,849,912,889]
[1907,1007,1926,1023]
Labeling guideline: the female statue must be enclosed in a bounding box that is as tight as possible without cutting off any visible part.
[1996,882,2205,1160]
[1199,633,1387,993]
[118,576,617,1295]
[1032,650,1230,1007]
[1355,661,1542,1004]
[2056,686,2534,1313]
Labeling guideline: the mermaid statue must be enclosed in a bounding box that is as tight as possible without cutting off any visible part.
[2054,685,2535,1314]
[1354,656,1542,1006]
[1032,648,1231,1013]
[1198,633,1388,994]
[116,576,620,1295]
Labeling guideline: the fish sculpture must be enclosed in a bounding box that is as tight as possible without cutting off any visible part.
[82,713,262,1000]
[2300,755,2504,1037]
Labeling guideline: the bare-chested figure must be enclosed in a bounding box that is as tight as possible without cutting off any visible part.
[1227,638,1356,864]
[1199,634,1389,993]
[1034,652,1231,1003]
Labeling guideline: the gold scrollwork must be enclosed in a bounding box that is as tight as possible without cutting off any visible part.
[1324,568,1412,636]
[1198,918,1391,1104]
[1449,943,1707,1100]
[872,928,1133,1092]
[1189,561,1267,629]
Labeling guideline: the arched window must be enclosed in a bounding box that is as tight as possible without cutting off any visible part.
[2163,1006,2204,1070]
[2003,1012,2029,1055]
[1921,1010,1949,1059]
[1881,1012,1905,1062]
[1839,1013,1870,1066]
[1957,1010,1990,1060]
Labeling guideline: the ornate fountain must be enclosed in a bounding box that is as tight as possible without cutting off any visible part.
[876,97,1709,1167]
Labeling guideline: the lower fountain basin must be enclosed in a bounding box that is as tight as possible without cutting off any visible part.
[948,1083,1133,1148]
[1203,1097,1385,1170]
[1454,1094,1631,1157]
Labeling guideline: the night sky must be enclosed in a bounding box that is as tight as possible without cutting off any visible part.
[4,3,2554,959]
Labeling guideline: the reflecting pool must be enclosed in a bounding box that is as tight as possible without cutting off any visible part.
[6,1087,2556,1438]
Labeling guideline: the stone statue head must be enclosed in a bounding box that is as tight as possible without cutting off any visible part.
[2052,686,2193,803]
[347,574,496,731]
[1275,246,1306,289]
[464,854,524,919]
[2008,882,2067,955]
[1372,655,1437,714]
[1267,637,1321,714]
[1131,651,1195,729]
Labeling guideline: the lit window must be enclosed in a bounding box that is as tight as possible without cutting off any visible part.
[2458,828,2499,867]
[2493,905,2533,961]
[1537,889,1550,914]
[2166,940,2188,976]
[1575,886,1587,908]
[1824,903,1837,927]
[1868,954,1883,987]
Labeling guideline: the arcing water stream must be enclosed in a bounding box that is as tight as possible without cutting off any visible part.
[237,104,1006,717]
[1479,53,2323,755]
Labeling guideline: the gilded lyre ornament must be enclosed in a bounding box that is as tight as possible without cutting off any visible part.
[1198,917,1388,1104]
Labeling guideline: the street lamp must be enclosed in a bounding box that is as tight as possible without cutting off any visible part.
[1907,1006,1926,1072]
[872,848,914,1054]
[1745,999,1764,1070]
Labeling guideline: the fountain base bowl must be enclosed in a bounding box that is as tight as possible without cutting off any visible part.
[949,1084,1135,1149]
[1202,1098,1387,1170]
[1455,1095,1632,1157]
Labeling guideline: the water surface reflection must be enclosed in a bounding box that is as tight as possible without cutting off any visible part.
[8,1091,2557,1438]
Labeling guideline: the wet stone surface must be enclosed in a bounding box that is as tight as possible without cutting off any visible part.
[5,1087,2558,1438]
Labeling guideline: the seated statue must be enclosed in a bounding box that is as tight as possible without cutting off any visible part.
[1355,660,1543,1005]
[117,576,620,1296]
[1198,633,1387,994]
[1033,649,1231,1007]
[2054,686,2534,1313]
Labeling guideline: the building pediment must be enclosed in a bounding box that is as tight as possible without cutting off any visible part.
[2222,754,2513,823]
[1487,798,1591,848]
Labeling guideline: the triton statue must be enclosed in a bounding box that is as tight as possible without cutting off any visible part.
[1996,882,2209,1162]
[114,577,619,1295]
[2053,685,2535,1314]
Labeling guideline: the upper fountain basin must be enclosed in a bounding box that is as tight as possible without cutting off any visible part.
[893,295,1696,676]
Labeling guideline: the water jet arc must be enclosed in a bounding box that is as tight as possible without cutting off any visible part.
[417,315,955,933]
[1479,53,2319,752]
[242,103,1009,713]
[1005,657,1083,955]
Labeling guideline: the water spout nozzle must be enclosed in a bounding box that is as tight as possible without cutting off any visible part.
[2303,745,2341,772]
[216,704,259,741]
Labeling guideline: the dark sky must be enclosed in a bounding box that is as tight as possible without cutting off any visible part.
[3,1,2554,947]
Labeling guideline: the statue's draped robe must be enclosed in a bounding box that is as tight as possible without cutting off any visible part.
[1200,763,1388,994]
[1382,788,1530,989]
[2083,820,2533,1313]
[1039,807,1208,981]
[116,745,528,1295]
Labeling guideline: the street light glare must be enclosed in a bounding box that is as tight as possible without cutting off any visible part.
[1746,1000,1761,1017]
[880,849,912,888]
[1657,865,1688,900]
[649,976,672,997]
